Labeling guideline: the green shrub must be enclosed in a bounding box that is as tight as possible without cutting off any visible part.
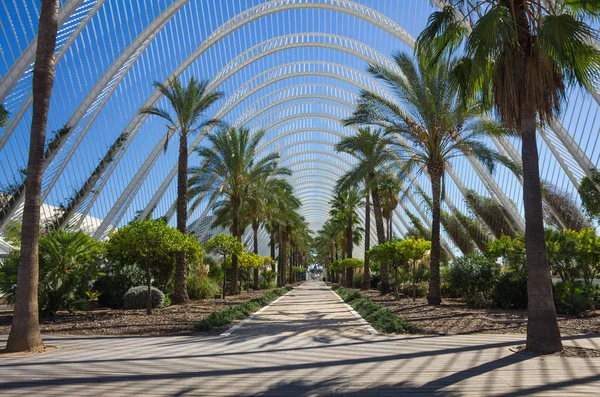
[352,273,364,288]
[123,286,165,310]
[260,270,277,289]
[332,286,419,334]
[493,272,527,309]
[187,272,220,300]
[195,287,291,331]
[0,229,104,317]
[94,263,146,309]
[446,254,500,308]
[554,281,599,315]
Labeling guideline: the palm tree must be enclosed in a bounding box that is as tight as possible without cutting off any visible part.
[335,127,396,291]
[189,127,288,294]
[316,219,345,283]
[0,103,9,128]
[6,0,60,353]
[329,187,363,287]
[378,170,401,242]
[139,77,223,304]
[417,0,600,354]
[344,52,517,306]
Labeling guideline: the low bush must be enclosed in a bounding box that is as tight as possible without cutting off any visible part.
[94,263,146,309]
[554,281,599,315]
[352,273,364,288]
[493,272,527,310]
[370,273,381,290]
[445,255,500,308]
[195,287,291,331]
[332,286,419,334]
[123,286,165,310]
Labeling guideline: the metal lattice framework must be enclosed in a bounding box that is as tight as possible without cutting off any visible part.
[1,0,599,257]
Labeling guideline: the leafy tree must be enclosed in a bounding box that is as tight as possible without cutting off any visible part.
[345,52,516,305]
[189,127,288,294]
[205,233,243,298]
[399,237,432,301]
[574,229,600,285]
[486,234,527,275]
[545,229,579,282]
[105,219,195,314]
[417,0,600,353]
[8,0,60,353]
[139,76,223,305]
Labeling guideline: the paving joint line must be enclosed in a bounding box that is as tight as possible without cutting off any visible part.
[328,284,379,336]
[220,287,297,336]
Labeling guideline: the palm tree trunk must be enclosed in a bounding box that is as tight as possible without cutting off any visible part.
[427,169,442,305]
[146,259,152,315]
[173,130,189,304]
[346,211,353,288]
[230,202,240,295]
[362,192,371,290]
[277,226,284,287]
[6,0,59,353]
[253,222,259,290]
[270,232,276,272]
[371,182,389,294]
[521,106,563,353]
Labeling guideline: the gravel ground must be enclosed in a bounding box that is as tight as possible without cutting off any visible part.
[362,290,600,336]
[0,291,265,337]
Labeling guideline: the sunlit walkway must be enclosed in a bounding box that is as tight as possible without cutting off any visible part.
[1,282,599,396]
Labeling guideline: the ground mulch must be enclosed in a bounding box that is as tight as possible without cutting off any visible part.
[0,290,265,337]
[511,345,600,358]
[362,290,600,336]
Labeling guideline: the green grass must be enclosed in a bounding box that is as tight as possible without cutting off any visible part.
[195,287,292,331]
[332,285,421,334]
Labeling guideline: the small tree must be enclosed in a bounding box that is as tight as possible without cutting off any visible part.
[398,238,431,301]
[205,233,243,298]
[339,258,363,288]
[105,219,192,314]
[579,171,600,224]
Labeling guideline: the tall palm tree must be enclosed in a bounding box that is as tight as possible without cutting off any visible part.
[418,0,600,354]
[330,187,363,287]
[139,77,223,304]
[335,127,396,291]
[316,219,345,282]
[344,52,517,306]
[189,127,288,294]
[378,170,401,242]
[6,0,60,353]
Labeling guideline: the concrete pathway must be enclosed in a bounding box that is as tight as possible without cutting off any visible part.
[1,281,599,396]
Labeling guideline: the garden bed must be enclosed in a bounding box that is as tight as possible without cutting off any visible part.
[361,290,600,336]
[0,290,265,337]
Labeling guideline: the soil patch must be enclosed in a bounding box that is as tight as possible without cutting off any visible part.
[510,345,600,358]
[0,291,265,337]
[362,290,600,336]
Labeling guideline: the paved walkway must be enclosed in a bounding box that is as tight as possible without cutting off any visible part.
[1,281,599,396]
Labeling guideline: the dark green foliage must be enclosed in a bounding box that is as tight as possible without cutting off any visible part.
[554,281,599,315]
[465,190,519,239]
[445,254,500,308]
[93,263,146,308]
[0,251,19,305]
[0,103,9,128]
[195,287,291,331]
[579,170,600,222]
[493,272,528,310]
[542,182,590,231]
[123,286,165,310]
[332,286,420,334]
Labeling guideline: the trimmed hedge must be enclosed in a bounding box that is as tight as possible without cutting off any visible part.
[195,287,292,331]
[332,286,420,334]
[123,286,165,310]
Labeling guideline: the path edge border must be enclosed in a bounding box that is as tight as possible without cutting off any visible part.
[328,284,379,336]
[220,287,296,336]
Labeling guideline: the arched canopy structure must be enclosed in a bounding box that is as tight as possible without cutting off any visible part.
[1,0,598,257]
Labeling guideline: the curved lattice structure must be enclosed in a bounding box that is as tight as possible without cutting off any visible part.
[1,0,598,257]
